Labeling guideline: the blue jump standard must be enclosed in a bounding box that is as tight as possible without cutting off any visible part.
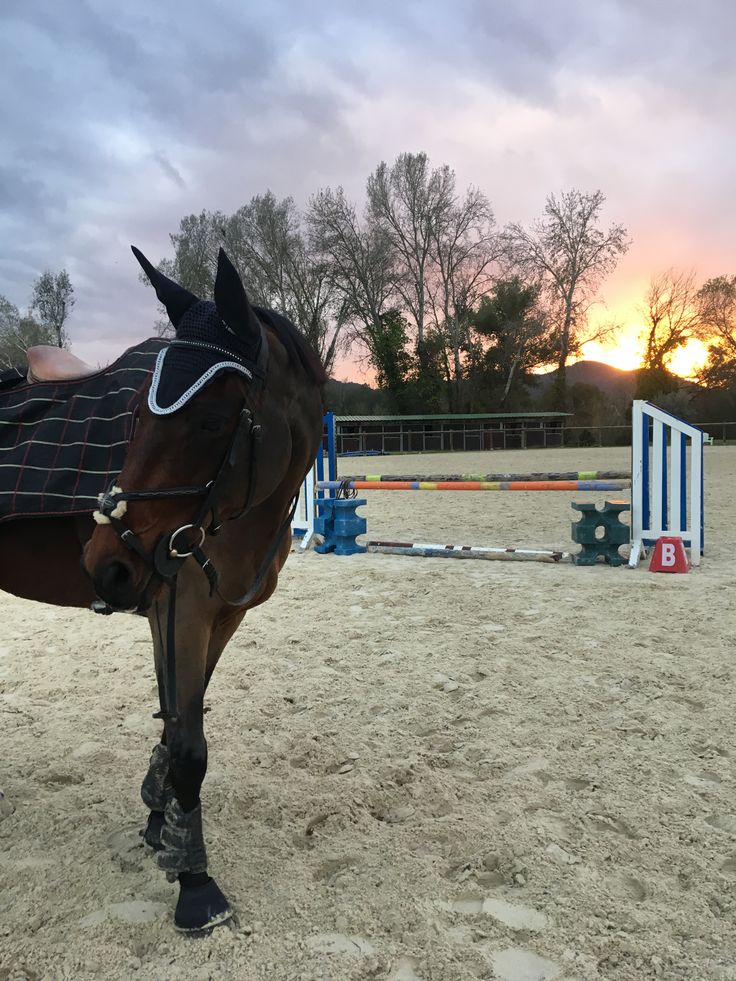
[313,498,367,556]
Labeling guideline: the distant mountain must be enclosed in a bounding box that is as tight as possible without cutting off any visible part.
[534,361,638,400]
[324,379,390,415]
[326,361,641,414]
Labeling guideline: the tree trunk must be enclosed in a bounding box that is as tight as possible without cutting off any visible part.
[451,318,463,411]
[500,360,518,406]
[552,301,573,411]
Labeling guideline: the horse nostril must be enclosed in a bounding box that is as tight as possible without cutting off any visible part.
[96,559,137,608]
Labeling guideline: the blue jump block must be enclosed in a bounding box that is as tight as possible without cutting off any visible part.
[314,498,367,555]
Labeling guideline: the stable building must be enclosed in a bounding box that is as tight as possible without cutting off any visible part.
[332,412,570,454]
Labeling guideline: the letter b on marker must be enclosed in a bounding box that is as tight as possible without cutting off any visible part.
[649,536,689,573]
[662,542,676,566]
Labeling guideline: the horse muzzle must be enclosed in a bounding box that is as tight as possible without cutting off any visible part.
[91,556,148,611]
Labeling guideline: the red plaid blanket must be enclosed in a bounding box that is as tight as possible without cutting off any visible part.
[0,338,166,523]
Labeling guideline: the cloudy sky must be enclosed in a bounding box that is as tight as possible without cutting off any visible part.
[1,0,734,376]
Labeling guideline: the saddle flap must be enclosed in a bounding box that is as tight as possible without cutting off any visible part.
[27,346,97,383]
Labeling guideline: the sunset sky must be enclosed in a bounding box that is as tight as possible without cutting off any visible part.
[1,0,733,380]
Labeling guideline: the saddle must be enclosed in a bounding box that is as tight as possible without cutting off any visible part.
[26,346,97,383]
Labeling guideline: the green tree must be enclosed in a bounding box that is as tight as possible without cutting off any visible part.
[367,309,414,411]
[0,296,57,368]
[634,365,681,401]
[565,382,621,447]
[29,270,74,348]
[472,277,556,408]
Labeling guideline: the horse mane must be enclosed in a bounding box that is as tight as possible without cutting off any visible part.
[254,307,328,387]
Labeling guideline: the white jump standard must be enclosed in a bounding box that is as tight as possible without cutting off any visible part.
[629,400,706,568]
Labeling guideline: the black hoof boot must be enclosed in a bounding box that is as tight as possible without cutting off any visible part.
[174,874,232,933]
[142,810,165,850]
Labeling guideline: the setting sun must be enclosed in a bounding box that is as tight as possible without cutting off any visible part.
[667,338,710,379]
[576,314,711,380]
[579,331,643,372]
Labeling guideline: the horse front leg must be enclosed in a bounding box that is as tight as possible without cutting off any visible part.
[140,611,245,851]
[162,704,231,932]
[146,594,233,932]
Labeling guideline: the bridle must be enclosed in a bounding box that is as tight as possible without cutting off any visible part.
[93,349,304,725]
[96,402,265,588]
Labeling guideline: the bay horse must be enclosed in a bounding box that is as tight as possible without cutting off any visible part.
[0,248,326,930]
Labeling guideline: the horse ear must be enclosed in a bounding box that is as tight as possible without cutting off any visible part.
[131,246,198,328]
[214,248,261,342]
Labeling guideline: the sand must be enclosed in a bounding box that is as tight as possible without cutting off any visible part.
[1,445,736,981]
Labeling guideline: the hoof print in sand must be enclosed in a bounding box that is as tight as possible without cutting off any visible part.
[705,814,736,834]
[80,901,168,927]
[584,813,636,838]
[609,873,647,902]
[491,947,575,981]
[0,790,14,821]
[441,896,548,932]
[388,957,424,980]
[306,933,375,956]
[106,826,145,873]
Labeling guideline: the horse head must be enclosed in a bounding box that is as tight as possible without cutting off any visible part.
[84,247,325,613]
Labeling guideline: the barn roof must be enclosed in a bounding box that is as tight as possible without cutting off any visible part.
[334,412,572,423]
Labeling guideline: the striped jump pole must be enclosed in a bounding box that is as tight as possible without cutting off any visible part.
[345,470,630,483]
[317,479,631,492]
[366,540,572,563]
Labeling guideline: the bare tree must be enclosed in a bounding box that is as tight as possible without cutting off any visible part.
[503,190,630,408]
[0,296,57,368]
[225,193,343,373]
[696,275,736,353]
[307,187,403,393]
[167,210,224,298]
[158,199,343,372]
[427,186,498,407]
[641,269,701,371]
[367,152,454,359]
[225,193,300,312]
[696,275,736,389]
[150,211,224,335]
[30,270,74,348]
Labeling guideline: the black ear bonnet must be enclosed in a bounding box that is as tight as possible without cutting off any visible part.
[148,299,267,413]
[131,246,268,415]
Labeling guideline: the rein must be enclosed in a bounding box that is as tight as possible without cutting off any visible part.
[94,392,300,725]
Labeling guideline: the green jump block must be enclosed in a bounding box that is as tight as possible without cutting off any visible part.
[572,499,630,566]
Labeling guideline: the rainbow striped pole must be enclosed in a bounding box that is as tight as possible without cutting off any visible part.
[316,479,631,492]
[344,470,630,483]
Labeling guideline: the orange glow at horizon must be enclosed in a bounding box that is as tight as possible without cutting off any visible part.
[334,314,713,384]
[578,314,710,380]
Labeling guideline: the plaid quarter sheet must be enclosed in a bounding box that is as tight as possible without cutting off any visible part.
[0,338,166,523]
